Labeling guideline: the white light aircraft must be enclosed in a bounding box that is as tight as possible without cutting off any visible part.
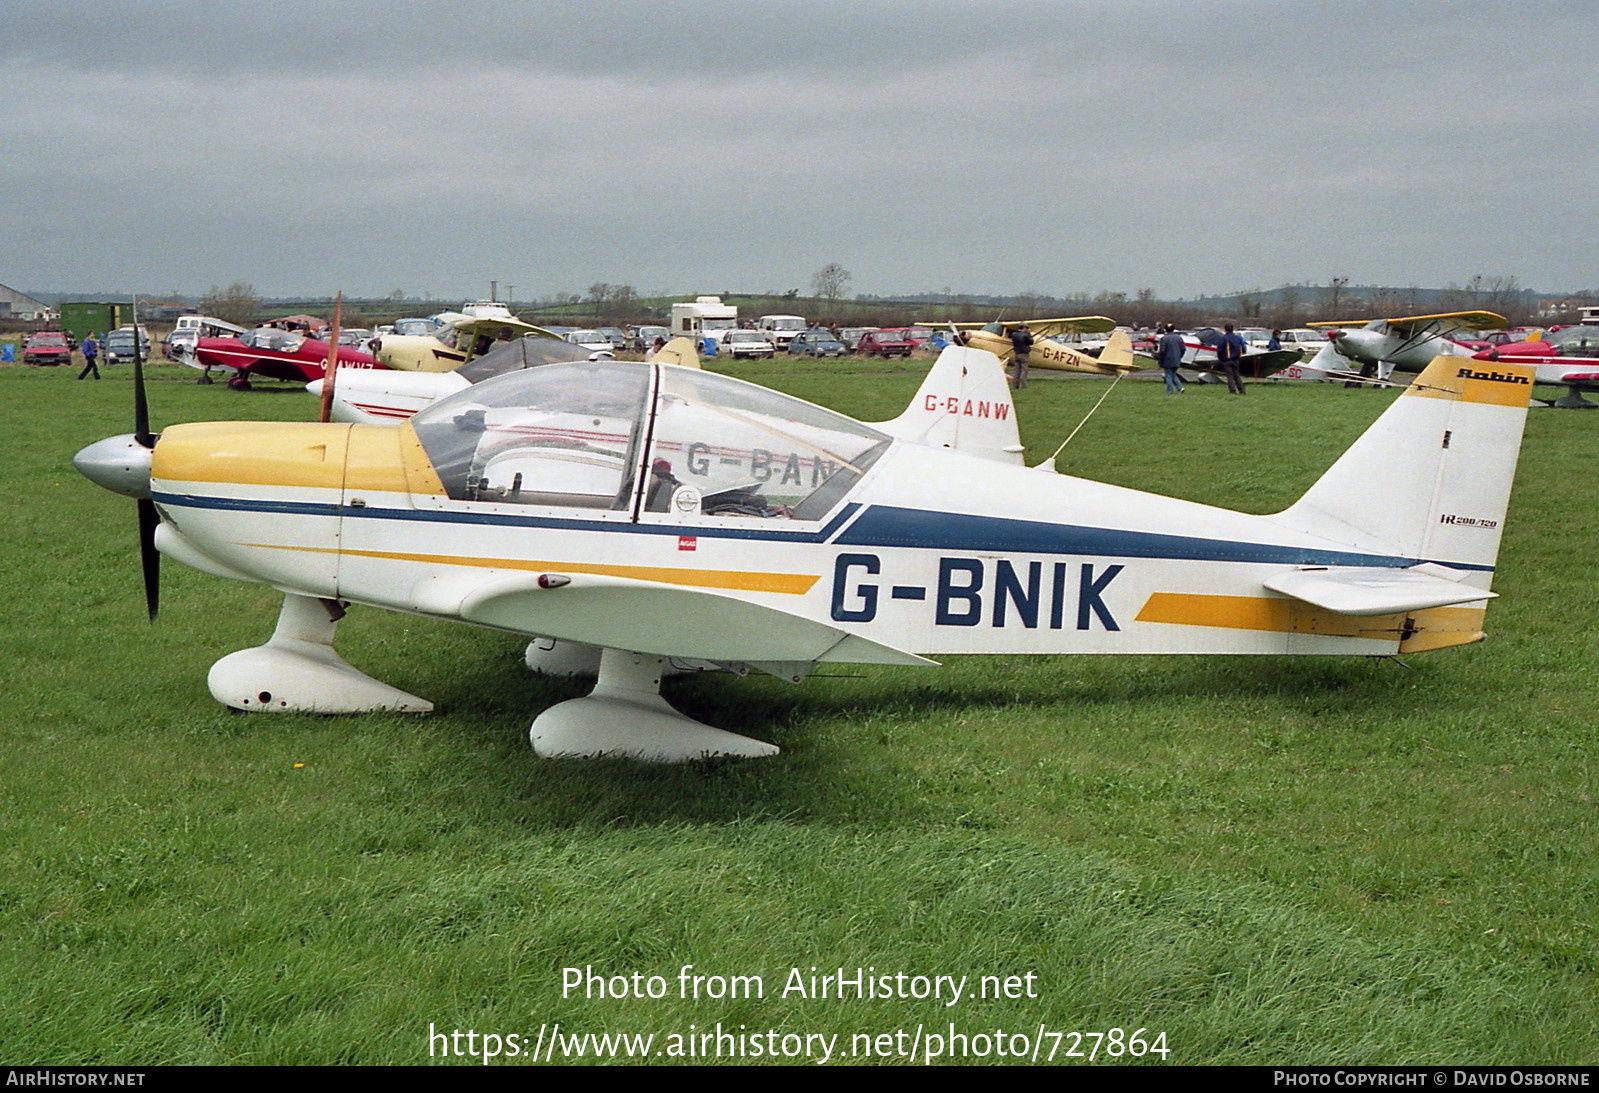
[1273,310,1506,383]
[74,346,1534,763]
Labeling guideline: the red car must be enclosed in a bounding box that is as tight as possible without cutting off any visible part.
[184,327,385,389]
[22,331,72,366]
[857,329,916,358]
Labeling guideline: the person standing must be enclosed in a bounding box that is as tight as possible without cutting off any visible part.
[77,333,101,380]
[1009,323,1034,389]
[1217,322,1248,395]
[1157,324,1185,393]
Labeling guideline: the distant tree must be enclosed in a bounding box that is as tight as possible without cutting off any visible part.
[812,263,852,303]
[1322,276,1350,316]
[200,282,260,327]
[1276,285,1301,323]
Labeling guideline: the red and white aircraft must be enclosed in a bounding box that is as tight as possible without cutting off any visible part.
[177,327,385,390]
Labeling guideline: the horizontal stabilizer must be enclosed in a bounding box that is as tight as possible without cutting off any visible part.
[1262,567,1496,617]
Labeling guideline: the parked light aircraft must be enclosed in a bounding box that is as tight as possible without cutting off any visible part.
[74,346,1534,762]
[1272,310,1507,383]
[917,317,1127,375]
[177,327,384,389]
[1471,338,1599,408]
[371,313,570,373]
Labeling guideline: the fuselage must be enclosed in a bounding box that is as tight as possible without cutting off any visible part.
[147,412,1481,664]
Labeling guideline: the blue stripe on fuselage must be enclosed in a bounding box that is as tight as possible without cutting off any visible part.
[832,504,1491,572]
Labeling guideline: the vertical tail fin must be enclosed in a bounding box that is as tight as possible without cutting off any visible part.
[1097,330,1135,371]
[1272,356,1534,579]
[876,346,1023,465]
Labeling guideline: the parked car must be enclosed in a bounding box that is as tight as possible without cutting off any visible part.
[788,328,846,357]
[838,326,879,351]
[22,331,72,366]
[857,328,916,358]
[1279,329,1328,356]
[337,328,376,355]
[596,326,629,351]
[392,317,441,337]
[1482,327,1546,347]
[103,329,153,365]
[563,329,615,353]
[721,329,776,359]
[628,325,670,352]
[164,329,198,360]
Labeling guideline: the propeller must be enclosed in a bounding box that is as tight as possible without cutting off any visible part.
[318,291,343,424]
[131,303,160,620]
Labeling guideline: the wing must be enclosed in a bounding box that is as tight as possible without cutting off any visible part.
[450,316,561,340]
[1311,311,1505,336]
[450,571,936,666]
[921,315,1116,335]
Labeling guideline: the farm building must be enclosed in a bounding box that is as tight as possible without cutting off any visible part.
[0,284,50,321]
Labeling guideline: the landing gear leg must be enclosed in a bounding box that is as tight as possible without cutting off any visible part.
[529,648,777,761]
[207,593,433,713]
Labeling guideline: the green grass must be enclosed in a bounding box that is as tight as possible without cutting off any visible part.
[2,361,1596,1065]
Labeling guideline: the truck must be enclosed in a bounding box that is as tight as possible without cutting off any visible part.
[669,296,738,350]
[756,314,808,351]
[61,302,130,345]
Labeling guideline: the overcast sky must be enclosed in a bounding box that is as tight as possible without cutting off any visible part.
[6,0,1595,304]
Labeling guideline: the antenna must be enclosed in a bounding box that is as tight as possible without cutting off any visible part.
[1035,372,1126,471]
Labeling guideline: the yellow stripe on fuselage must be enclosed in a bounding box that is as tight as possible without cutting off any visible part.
[1136,593,1484,650]
[250,543,819,596]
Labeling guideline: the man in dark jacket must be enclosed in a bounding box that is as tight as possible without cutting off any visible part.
[1217,322,1248,395]
[1009,324,1033,389]
[1157,324,1185,394]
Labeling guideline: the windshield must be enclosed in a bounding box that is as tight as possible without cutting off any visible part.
[412,360,650,510]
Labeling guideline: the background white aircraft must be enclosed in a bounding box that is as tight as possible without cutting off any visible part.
[1273,310,1506,382]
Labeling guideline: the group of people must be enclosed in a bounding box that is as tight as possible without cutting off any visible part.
[1004,321,1255,396]
[1156,322,1249,395]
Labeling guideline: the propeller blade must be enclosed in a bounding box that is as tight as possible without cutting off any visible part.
[319,290,343,423]
[137,497,160,621]
[132,306,154,449]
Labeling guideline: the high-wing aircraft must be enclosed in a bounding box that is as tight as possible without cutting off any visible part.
[74,345,1534,763]
[918,317,1125,375]
[1271,310,1507,383]
[371,313,572,373]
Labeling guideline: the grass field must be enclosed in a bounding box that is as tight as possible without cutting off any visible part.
[2,358,1595,1065]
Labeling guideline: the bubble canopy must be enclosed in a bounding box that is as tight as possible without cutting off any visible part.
[409,361,890,519]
